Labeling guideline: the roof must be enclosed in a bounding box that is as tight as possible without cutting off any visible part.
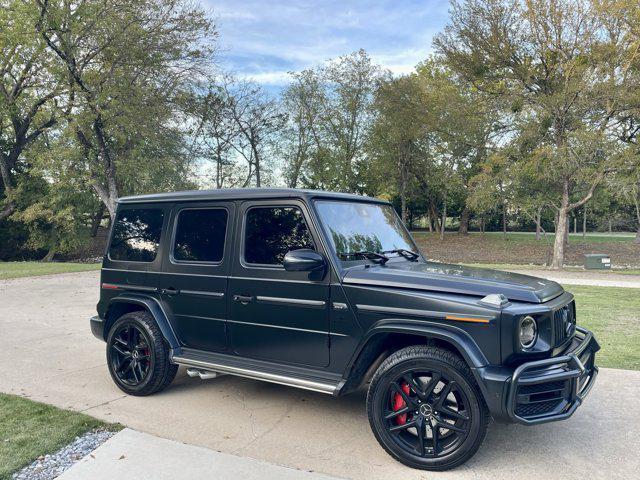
[117,188,388,205]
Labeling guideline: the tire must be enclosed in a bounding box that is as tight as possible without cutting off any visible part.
[106,310,178,396]
[366,345,489,471]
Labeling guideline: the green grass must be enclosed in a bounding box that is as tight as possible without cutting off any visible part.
[412,230,637,244]
[564,284,640,371]
[0,393,120,479]
[0,262,100,280]
[460,263,640,275]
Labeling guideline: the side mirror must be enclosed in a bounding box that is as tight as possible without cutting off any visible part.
[283,249,326,274]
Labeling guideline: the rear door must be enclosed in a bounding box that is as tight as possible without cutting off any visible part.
[160,202,234,352]
[228,200,330,367]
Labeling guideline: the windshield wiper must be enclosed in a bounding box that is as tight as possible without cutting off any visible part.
[339,251,389,265]
[381,249,420,261]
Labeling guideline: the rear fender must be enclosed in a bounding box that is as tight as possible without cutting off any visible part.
[106,293,180,349]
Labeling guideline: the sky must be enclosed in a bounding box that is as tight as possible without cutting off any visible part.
[201,0,451,92]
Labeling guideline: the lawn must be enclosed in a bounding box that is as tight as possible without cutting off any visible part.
[0,262,100,280]
[564,284,640,371]
[0,393,119,479]
[460,263,640,275]
[411,231,640,267]
[475,231,637,244]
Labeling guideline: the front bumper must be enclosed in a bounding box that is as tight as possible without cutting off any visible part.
[90,315,106,341]
[505,326,599,425]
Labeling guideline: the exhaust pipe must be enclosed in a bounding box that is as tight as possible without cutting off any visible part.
[186,368,223,380]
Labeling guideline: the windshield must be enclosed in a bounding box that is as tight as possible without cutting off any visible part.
[314,200,420,262]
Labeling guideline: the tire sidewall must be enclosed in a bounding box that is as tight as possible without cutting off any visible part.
[106,314,158,395]
[368,355,485,470]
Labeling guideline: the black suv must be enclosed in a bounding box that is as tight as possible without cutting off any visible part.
[90,188,599,470]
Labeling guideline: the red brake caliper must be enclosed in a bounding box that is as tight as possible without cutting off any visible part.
[392,382,411,425]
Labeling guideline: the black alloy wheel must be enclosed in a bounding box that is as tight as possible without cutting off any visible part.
[383,369,471,458]
[367,346,488,471]
[106,311,178,396]
[110,323,152,386]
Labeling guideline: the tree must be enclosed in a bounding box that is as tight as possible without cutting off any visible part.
[282,50,384,191]
[0,0,61,220]
[435,0,636,267]
[226,79,284,188]
[367,75,426,222]
[415,60,503,238]
[36,0,216,220]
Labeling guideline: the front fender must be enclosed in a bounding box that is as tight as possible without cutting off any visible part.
[107,293,180,349]
[356,318,490,370]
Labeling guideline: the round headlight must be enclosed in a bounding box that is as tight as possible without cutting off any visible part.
[519,316,538,349]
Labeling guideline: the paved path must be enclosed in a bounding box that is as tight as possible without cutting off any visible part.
[2,271,640,480]
[59,428,340,479]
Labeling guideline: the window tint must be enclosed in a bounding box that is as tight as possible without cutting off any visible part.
[173,209,228,263]
[109,208,164,262]
[244,207,314,265]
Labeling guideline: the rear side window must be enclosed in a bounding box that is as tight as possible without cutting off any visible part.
[173,208,228,263]
[244,207,314,265]
[109,208,164,262]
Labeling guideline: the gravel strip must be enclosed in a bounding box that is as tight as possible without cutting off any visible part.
[12,428,116,480]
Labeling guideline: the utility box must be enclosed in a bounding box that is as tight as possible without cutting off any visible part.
[584,254,611,270]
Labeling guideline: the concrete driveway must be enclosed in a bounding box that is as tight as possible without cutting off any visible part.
[1,271,639,480]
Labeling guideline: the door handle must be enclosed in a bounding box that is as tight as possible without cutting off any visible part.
[161,287,179,296]
[233,294,253,304]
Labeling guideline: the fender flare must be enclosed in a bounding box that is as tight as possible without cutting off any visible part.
[107,293,180,349]
[339,318,491,396]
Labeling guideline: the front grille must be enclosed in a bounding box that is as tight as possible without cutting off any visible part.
[515,399,563,417]
[553,301,576,346]
[515,379,569,419]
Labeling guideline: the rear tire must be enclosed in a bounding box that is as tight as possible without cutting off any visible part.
[366,345,489,471]
[106,311,178,396]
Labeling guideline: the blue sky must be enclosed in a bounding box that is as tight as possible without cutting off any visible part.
[202,0,450,91]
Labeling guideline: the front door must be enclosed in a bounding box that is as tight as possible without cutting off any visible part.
[228,200,330,367]
[160,202,234,352]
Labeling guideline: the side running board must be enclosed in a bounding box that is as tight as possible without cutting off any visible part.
[171,350,340,395]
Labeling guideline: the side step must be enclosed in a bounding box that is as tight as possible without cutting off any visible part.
[172,349,341,395]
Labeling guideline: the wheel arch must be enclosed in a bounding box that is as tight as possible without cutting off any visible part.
[338,320,489,396]
[104,293,180,349]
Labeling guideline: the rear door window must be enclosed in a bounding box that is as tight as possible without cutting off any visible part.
[172,208,228,263]
[244,206,314,265]
[109,208,164,262]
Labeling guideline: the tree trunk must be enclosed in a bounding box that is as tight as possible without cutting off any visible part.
[551,182,570,269]
[41,248,56,262]
[440,191,447,241]
[480,215,485,235]
[634,197,640,244]
[608,217,612,234]
[502,205,507,239]
[458,207,470,235]
[573,215,577,234]
[0,201,16,221]
[90,204,106,237]
[400,185,407,224]
[582,205,587,238]
[535,207,542,241]
[255,156,261,187]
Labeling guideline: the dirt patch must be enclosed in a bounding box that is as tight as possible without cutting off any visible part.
[413,233,640,267]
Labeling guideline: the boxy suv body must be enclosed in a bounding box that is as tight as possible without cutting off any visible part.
[91,188,599,470]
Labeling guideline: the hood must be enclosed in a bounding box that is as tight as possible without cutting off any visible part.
[342,261,563,304]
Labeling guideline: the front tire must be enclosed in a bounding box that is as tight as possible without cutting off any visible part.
[366,345,488,471]
[106,311,178,396]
